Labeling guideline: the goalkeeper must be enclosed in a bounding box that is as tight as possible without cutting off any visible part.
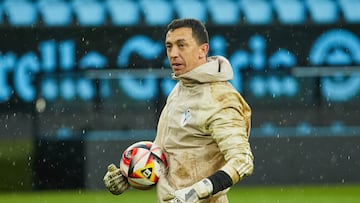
[104,18,254,203]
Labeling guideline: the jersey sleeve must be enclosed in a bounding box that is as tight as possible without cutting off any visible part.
[207,95,254,184]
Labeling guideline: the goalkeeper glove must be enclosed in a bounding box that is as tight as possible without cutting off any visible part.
[103,163,130,195]
[163,178,213,203]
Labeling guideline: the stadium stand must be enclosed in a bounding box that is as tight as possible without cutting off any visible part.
[0,0,359,27]
[139,0,173,26]
[106,0,141,26]
[207,0,240,25]
[338,0,360,23]
[173,0,207,22]
[305,0,339,24]
[240,0,273,24]
[38,0,72,26]
[3,0,38,26]
[72,0,106,26]
[272,0,306,24]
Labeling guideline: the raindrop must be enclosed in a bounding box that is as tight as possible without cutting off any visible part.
[330,155,337,164]
[36,98,46,113]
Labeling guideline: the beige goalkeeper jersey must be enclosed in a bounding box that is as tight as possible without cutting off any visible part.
[154,56,254,203]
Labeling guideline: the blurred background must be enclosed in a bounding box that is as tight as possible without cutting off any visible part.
[0,0,360,195]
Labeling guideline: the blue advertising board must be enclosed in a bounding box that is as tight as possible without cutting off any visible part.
[0,25,359,138]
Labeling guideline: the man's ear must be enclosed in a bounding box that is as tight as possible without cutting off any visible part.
[199,43,209,59]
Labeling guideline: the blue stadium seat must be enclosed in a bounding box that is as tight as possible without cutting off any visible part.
[139,0,173,26]
[173,0,207,22]
[306,0,338,24]
[3,0,38,26]
[38,0,72,26]
[72,0,106,26]
[272,0,306,24]
[207,0,240,25]
[106,0,140,26]
[239,0,273,25]
[338,0,360,23]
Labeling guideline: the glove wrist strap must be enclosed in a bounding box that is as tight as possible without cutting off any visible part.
[207,170,233,195]
[194,178,213,199]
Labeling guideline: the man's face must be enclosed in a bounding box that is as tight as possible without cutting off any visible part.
[165,27,208,76]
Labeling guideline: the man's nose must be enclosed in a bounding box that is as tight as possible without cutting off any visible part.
[168,47,179,58]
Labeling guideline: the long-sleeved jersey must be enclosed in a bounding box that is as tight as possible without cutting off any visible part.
[154,56,254,203]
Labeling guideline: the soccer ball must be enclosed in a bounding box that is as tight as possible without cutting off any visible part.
[120,141,168,190]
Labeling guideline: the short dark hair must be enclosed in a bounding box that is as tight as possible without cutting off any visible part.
[166,18,209,45]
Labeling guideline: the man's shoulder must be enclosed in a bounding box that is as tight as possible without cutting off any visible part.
[209,81,239,94]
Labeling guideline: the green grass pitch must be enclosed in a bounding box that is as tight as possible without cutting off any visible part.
[1,184,359,203]
[1,140,359,202]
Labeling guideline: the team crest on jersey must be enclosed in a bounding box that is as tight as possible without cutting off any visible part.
[180,108,192,127]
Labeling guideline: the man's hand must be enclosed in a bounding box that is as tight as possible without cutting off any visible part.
[163,178,213,203]
[103,163,130,195]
